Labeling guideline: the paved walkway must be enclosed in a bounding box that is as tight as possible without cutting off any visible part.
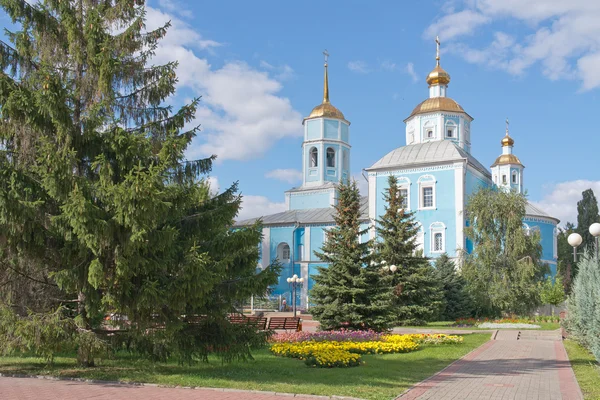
[398,330,583,400]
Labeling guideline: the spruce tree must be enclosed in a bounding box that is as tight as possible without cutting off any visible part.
[0,0,279,365]
[310,180,393,332]
[375,175,443,326]
[434,253,472,320]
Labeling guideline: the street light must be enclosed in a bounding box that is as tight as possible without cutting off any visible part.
[589,223,600,259]
[286,274,304,318]
[381,263,398,273]
[568,232,583,262]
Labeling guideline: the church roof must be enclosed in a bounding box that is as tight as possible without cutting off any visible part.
[366,140,491,178]
[234,196,369,227]
[525,202,560,223]
[285,182,337,193]
[405,97,471,121]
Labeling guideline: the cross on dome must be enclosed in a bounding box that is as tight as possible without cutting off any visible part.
[436,36,440,65]
[323,49,329,66]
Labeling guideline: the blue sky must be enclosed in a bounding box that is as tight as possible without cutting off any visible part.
[3,0,600,225]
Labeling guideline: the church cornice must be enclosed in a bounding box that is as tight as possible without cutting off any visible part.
[303,139,351,148]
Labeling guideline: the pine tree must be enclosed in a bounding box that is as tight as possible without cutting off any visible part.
[0,0,279,365]
[310,180,393,331]
[576,189,600,253]
[435,253,473,320]
[557,222,576,292]
[462,188,547,316]
[375,175,443,325]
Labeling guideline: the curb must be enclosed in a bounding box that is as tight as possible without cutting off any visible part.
[491,329,499,340]
[0,372,363,400]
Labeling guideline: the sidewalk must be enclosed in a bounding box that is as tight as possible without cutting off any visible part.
[398,330,583,400]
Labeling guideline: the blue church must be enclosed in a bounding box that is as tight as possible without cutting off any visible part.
[236,42,559,309]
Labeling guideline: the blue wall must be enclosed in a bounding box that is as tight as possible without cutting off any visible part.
[310,226,327,261]
[306,120,320,140]
[524,217,557,275]
[324,119,339,139]
[375,169,458,258]
[341,122,349,142]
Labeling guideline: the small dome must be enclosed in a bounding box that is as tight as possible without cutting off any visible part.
[426,65,451,86]
[501,134,514,147]
[305,102,347,123]
[491,154,523,167]
[406,97,470,121]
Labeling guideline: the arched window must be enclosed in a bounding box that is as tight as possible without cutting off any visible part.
[326,147,335,167]
[418,175,436,209]
[430,222,446,253]
[342,150,349,170]
[310,147,318,168]
[445,121,457,138]
[277,243,290,261]
[512,171,518,184]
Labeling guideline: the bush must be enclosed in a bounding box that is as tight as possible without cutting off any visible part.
[565,252,600,362]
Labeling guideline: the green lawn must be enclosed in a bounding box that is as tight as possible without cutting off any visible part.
[400,321,561,330]
[0,334,489,400]
[564,340,600,400]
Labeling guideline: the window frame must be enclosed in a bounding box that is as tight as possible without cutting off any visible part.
[418,175,436,210]
[278,242,291,262]
[430,222,446,254]
[445,121,457,139]
[326,147,336,168]
[310,147,318,168]
[398,187,409,210]
[512,171,517,184]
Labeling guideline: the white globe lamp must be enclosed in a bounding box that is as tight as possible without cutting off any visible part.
[390,264,398,273]
[568,232,583,262]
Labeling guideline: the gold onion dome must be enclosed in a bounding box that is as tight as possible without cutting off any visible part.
[501,134,514,147]
[408,97,466,118]
[426,65,451,86]
[304,53,348,124]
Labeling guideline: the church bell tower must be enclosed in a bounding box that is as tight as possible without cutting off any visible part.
[491,119,524,192]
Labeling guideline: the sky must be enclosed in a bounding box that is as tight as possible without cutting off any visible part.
[3,0,600,226]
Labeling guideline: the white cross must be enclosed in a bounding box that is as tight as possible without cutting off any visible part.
[323,49,329,64]
[436,36,440,60]
[506,118,510,134]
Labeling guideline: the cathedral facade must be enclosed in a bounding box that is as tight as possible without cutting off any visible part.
[236,44,559,308]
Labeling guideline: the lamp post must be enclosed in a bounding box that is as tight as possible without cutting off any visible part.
[568,233,583,263]
[568,224,600,262]
[589,223,600,259]
[286,274,304,318]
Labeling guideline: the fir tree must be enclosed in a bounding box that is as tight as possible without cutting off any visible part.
[375,175,443,326]
[0,0,279,365]
[310,180,393,332]
[434,254,472,321]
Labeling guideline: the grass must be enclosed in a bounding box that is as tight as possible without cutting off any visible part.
[0,334,490,400]
[399,321,561,331]
[564,340,600,400]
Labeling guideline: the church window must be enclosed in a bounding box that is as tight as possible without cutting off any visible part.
[447,129,453,138]
[502,175,507,184]
[277,243,290,261]
[427,130,433,138]
[422,187,433,208]
[430,222,446,253]
[310,147,318,167]
[399,188,408,209]
[326,147,335,167]
[434,233,443,252]
[512,172,517,184]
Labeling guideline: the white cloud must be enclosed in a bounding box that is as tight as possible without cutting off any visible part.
[237,195,286,221]
[405,62,419,82]
[352,174,369,196]
[265,169,303,184]
[158,0,193,19]
[424,10,490,41]
[426,1,600,90]
[146,7,302,162]
[380,60,397,71]
[348,60,369,74]
[206,176,220,196]
[531,180,600,226]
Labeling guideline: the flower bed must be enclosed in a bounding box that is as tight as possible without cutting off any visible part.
[270,332,463,368]
[270,329,383,343]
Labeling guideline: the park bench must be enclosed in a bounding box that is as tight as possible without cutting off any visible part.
[228,314,268,330]
[267,316,301,331]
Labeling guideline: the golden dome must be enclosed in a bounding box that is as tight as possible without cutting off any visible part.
[306,102,346,122]
[303,55,349,124]
[491,154,523,167]
[405,97,470,121]
[426,65,451,86]
[501,134,514,147]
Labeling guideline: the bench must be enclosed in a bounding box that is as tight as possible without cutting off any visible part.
[267,317,301,331]
[228,314,268,330]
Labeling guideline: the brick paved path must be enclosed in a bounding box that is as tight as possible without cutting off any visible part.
[398,331,583,400]
[0,376,342,400]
